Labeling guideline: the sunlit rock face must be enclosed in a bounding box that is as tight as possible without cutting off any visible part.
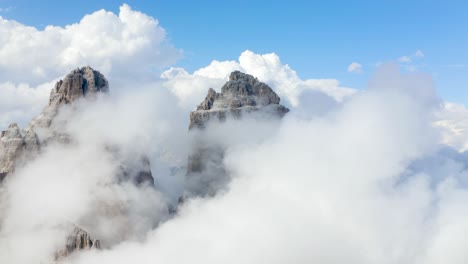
[30,66,109,138]
[186,71,289,196]
[0,66,154,185]
[189,71,289,129]
[0,67,110,182]
[49,66,109,107]
[0,123,40,181]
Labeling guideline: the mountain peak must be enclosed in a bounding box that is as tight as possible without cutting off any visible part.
[190,71,289,129]
[49,66,109,106]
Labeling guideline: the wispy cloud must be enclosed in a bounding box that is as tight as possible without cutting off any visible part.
[347,62,363,74]
[398,50,424,63]
[0,6,15,13]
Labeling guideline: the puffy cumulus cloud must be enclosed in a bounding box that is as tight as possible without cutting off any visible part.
[162,50,357,110]
[0,4,180,85]
[0,81,54,128]
[347,62,363,73]
[434,102,468,151]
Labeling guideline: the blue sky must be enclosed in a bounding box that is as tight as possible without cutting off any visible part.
[1,0,468,104]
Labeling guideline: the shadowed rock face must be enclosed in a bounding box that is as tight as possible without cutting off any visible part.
[189,71,289,129]
[185,71,288,197]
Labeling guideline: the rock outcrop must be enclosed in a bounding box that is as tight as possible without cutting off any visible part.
[31,66,109,133]
[0,67,109,182]
[185,71,289,196]
[189,71,289,129]
[0,123,40,181]
[49,66,109,107]
[54,226,101,260]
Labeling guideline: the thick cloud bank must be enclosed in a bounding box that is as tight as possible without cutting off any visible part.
[0,4,179,84]
[2,4,468,264]
[0,4,180,128]
[28,63,467,264]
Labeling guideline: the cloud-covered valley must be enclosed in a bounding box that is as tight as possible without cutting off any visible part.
[1,4,468,264]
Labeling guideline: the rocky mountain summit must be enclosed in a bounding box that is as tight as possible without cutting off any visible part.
[0,68,289,261]
[0,66,153,260]
[189,71,289,129]
[0,67,110,181]
[49,66,109,107]
[30,66,109,131]
[54,226,101,260]
[186,71,289,196]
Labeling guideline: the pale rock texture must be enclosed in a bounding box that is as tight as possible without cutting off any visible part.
[0,66,154,260]
[0,66,156,185]
[54,226,101,260]
[31,66,109,143]
[0,123,40,181]
[189,71,289,129]
[48,66,109,107]
[185,71,289,196]
[0,67,109,182]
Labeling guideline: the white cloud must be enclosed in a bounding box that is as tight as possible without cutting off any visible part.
[0,4,181,129]
[398,56,412,63]
[0,81,53,128]
[3,4,468,264]
[0,4,180,85]
[398,50,425,63]
[434,102,468,151]
[414,50,425,58]
[347,62,363,74]
[53,64,468,264]
[162,50,357,110]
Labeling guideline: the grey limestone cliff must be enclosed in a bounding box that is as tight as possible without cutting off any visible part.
[0,123,40,181]
[185,71,289,196]
[189,70,289,129]
[54,226,101,260]
[0,67,109,182]
[49,66,109,107]
[0,66,154,260]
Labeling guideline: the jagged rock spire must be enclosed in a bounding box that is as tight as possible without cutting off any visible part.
[189,71,289,129]
[49,66,109,107]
